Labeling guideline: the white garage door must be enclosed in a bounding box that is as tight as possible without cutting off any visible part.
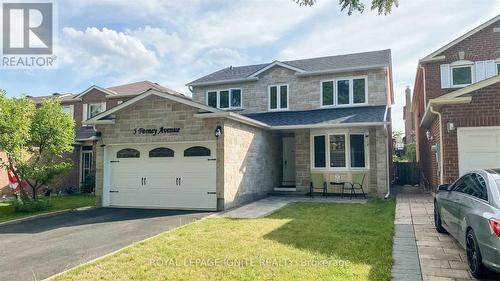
[458,127,500,176]
[107,142,217,210]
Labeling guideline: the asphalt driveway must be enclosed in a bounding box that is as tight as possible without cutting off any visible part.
[0,208,211,281]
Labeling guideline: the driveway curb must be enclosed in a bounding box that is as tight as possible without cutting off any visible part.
[0,206,95,227]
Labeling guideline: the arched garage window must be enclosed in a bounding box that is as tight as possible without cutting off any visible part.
[184,146,210,157]
[149,147,174,157]
[116,148,140,158]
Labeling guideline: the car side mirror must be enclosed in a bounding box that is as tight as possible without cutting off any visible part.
[438,184,449,191]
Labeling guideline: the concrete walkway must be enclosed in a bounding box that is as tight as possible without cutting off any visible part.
[392,186,499,281]
[213,195,367,219]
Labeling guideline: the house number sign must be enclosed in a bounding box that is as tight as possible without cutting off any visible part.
[133,127,180,136]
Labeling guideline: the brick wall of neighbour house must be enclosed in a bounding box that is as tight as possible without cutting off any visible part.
[222,120,281,209]
[427,119,441,190]
[422,19,500,103]
[191,66,388,113]
[0,151,13,197]
[51,147,81,193]
[438,83,500,185]
[94,95,223,208]
[414,19,500,190]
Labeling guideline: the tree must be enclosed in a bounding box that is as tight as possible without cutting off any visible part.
[295,0,399,15]
[0,91,75,200]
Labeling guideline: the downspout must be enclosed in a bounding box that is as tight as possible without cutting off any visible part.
[429,105,444,185]
[384,106,391,199]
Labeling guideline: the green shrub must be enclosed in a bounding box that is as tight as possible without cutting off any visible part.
[80,175,95,194]
[13,197,52,212]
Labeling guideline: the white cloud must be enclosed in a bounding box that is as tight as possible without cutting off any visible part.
[59,27,160,80]
[127,26,182,57]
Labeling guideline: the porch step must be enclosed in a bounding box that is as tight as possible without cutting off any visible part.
[273,186,296,192]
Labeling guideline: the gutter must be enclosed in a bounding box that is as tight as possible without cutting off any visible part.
[383,106,391,199]
[429,105,444,185]
[186,77,259,87]
[295,64,389,77]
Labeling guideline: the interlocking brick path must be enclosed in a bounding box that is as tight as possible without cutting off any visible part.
[392,186,500,281]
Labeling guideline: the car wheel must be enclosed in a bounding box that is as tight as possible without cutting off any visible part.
[466,229,485,278]
[434,201,447,234]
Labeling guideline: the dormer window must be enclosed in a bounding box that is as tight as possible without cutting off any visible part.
[206,89,241,109]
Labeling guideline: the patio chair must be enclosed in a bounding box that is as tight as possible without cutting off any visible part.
[345,174,367,199]
[310,174,326,197]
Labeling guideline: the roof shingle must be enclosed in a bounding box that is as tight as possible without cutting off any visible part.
[243,105,387,127]
[188,49,391,85]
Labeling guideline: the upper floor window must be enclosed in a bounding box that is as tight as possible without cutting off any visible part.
[269,84,288,111]
[62,105,73,117]
[451,64,473,87]
[321,77,367,107]
[206,89,241,109]
[87,103,105,119]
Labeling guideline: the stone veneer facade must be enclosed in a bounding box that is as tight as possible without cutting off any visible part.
[94,94,283,210]
[191,66,388,113]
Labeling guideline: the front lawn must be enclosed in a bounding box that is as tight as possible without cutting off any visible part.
[53,199,395,281]
[0,195,96,223]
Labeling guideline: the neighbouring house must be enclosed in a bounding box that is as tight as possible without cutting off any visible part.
[403,86,414,144]
[25,81,180,194]
[0,151,11,198]
[85,49,394,211]
[412,15,500,190]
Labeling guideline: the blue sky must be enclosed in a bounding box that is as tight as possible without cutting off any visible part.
[1,0,499,133]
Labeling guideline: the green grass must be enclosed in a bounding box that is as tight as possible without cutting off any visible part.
[0,195,96,223]
[53,199,395,281]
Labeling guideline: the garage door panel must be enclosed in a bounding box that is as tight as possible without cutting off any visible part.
[107,142,217,210]
[458,128,500,176]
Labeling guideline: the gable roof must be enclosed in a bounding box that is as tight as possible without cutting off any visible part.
[187,49,392,86]
[29,81,185,104]
[421,15,500,62]
[84,89,219,125]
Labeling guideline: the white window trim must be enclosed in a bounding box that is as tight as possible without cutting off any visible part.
[205,89,242,110]
[310,128,369,171]
[87,102,106,119]
[62,104,74,117]
[450,61,474,88]
[268,84,289,111]
[320,76,368,108]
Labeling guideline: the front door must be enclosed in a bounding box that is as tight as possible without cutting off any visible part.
[282,136,296,186]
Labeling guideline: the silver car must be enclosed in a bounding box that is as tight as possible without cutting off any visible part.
[434,169,500,277]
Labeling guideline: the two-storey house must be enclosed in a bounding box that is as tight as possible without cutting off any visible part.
[412,15,500,190]
[85,50,394,211]
[24,81,180,194]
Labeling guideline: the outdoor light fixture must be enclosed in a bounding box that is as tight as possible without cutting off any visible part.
[447,122,455,132]
[214,126,222,138]
[426,130,433,141]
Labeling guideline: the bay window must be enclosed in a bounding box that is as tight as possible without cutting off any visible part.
[206,89,242,109]
[321,77,367,107]
[312,132,367,169]
[269,84,288,110]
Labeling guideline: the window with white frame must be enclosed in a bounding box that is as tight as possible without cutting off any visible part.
[450,64,473,87]
[321,77,367,107]
[312,132,367,169]
[206,89,241,109]
[62,105,73,117]
[269,84,288,110]
[87,103,104,119]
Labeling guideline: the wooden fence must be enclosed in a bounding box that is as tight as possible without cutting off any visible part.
[393,162,420,185]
